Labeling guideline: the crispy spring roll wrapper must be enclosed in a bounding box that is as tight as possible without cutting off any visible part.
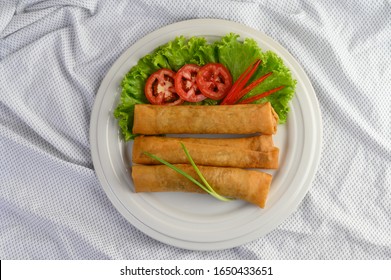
[132,164,272,208]
[145,134,275,152]
[132,102,278,135]
[132,135,279,169]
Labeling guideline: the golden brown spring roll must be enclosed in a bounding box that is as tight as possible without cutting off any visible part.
[147,134,275,152]
[132,135,279,169]
[132,164,272,208]
[132,102,278,135]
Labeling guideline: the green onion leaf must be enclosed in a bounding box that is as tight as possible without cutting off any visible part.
[179,142,232,201]
[142,146,231,202]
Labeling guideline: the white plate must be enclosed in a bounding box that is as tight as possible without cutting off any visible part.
[90,19,322,250]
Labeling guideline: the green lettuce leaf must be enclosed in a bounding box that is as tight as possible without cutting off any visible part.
[241,50,296,123]
[215,33,263,81]
[114,33,296,141]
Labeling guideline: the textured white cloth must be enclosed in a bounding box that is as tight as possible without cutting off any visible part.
[1,0,390,259]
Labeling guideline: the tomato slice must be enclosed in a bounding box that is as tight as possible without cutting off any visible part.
[174,64,207,102]
[196,63,233,100]
[144,68,184,105]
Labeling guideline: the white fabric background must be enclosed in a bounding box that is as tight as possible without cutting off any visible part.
[1,0,390,259]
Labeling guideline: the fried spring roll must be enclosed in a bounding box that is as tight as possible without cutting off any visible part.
[144,135,275,152]
[132,164,272,208]
[132,102,278,135]
[132,135,279,169]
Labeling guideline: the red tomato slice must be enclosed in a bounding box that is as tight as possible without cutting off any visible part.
[144,69,184,105]
[174,64,207,102]
[196,63,233,100]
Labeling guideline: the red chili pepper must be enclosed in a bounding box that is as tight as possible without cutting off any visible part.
[238,86,285,104]
[227,72,273,105]
[220,59,261,105]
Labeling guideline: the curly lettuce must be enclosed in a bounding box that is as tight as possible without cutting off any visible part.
[114,33,296,141]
